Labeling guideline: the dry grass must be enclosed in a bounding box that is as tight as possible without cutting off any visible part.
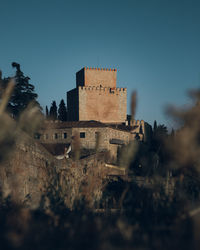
[166,89,200,171]
[1,76,200,249]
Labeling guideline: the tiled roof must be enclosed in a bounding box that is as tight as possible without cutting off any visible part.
[42,120,138,133]
[43,120,107,129]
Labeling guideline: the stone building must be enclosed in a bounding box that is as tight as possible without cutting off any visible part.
[38,67,146,158]
[39,120,145,158]
[67,67,127,123]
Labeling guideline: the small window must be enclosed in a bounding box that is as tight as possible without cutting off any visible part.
[45,134,48,140]
[54,133,58,139]
[63,133,67,139]
[34,133,41,140]
[80,132,85,138]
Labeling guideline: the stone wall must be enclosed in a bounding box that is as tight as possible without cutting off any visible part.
[40,127,72,144]
[76,67,117,88]
[78,86,127,123]
[0,135,62,208]
[0,133,126,209]
[72,126,131,153]
[58,152,127,209]
[68,67,126,123]
[39,125,132,157]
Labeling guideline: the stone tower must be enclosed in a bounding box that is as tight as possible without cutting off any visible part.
[67,67,127,123]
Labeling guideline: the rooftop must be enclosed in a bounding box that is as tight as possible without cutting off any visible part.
[42,120,139,132]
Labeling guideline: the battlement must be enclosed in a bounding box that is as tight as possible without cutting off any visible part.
[76,67,117,88]
[78,86,126,93]
[125,119,145,132]
[84,67,117,71]
[131,119,145,126]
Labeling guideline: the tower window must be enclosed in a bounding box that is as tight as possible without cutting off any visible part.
[54,133,58,139]
[80,132,85,138]
[63,133,67,139]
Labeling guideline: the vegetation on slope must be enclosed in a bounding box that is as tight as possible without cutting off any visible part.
[0,65,200,249]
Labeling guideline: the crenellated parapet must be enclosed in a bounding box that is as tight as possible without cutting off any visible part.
[84,67,117,71]
[130,119,144,127]
[125,119,145,139]
[78,86,127,93]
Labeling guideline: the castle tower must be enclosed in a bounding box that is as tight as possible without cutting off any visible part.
[67,67,127,124]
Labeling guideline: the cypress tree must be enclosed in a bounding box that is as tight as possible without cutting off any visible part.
[58,99,67,121]
[171,128,175,137]
[49,101,57,120]
[45,106,49,118]
[153,120,157,132]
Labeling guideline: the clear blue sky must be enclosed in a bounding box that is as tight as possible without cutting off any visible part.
[0,0,200,128]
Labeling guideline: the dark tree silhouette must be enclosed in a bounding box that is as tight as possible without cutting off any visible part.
[171,128,175,137]
[150,123,169,171]
[154,124,168,138]
[153,120,157,132]
[58,99,67,121]
[49,101,57,120]
[7,62,41,118]
[45,106,49,118]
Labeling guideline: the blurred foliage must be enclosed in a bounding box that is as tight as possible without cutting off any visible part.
[1,70,200,249]
[0,64,43,162]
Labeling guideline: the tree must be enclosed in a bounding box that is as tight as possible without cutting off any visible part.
[49,101,57,120]
[171,128,175,137]
[153,120,157,132]
[151,123,169,169]
[58,99,67,121]
[7,62,41,118]
[154,124,168,138]
[45,106,49,119]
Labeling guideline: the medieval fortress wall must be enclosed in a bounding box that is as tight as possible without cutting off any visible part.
[78,86,127,123]
[41,67,146,157]
[76,67,117,88]
[68,67,127,123]
[0,67,148,208]
[42,67,146,156]
[39,125,133,156]
[0,135,62,208]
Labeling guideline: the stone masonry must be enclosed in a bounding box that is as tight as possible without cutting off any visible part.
[40,67,146,159]
[67,67,127,123]
[76,67,117,88]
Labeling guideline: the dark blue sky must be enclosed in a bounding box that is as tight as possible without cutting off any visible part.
[0,0,200,127]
